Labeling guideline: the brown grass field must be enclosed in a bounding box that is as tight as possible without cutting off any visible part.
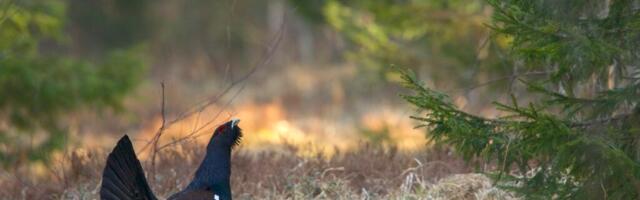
[0,139,520,200]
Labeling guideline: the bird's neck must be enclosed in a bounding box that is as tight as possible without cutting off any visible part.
[187,146,232,190]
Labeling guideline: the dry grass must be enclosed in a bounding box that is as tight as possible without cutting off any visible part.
[0,141,518,200]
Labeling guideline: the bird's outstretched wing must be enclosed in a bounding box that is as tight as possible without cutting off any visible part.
[100,135,157,200]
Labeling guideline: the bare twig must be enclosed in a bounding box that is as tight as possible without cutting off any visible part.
[148,82,166,183]
[138,10,288,155]
[156,83,246,151]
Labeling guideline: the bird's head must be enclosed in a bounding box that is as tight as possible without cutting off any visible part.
[208,118,243,150]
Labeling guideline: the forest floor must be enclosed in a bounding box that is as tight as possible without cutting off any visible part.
[0,142,518,200]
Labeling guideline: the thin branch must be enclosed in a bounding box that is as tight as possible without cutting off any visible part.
[157,83,246,151]
[148,82,166,183]
[570,112,635,128]
[138,10,288,154]
[464,70,552,92]
[153,12,285,134]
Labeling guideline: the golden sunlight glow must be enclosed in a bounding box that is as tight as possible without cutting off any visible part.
[121,100,427,158]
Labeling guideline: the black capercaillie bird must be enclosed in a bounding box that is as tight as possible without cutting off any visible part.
[100,118,242,200]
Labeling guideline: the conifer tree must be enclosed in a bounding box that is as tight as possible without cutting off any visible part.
[401,0,640,198]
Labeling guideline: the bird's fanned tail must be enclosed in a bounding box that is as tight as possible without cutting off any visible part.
[100,135,157,200]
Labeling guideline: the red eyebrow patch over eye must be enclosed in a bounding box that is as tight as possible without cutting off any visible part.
[216,126,226,133]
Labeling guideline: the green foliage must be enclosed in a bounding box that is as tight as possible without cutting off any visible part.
[399,0,640,198]
[0,1,145,164]
[400,69,640,198]
[488,0,640,94]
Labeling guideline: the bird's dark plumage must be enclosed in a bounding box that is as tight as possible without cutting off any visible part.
[100,135,157,200]
[100,119,242,200]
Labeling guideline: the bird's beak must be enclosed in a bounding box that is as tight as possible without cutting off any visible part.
[230,118,240,130]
